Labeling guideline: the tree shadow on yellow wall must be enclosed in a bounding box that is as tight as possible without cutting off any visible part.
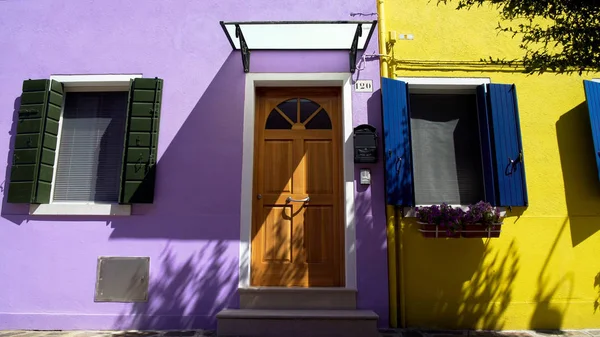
[556,102,600,247]
[594,273,600,313]
[529,219,574,331]
[454,240,519,329]
[402,221,519,330]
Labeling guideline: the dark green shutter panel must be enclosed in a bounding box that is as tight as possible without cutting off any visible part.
[8,79,62,203]
[119,78,163,204]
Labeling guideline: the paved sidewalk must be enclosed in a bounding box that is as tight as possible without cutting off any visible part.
[381,330,600,337]
[0,329,598,337]
[0,332,210,337]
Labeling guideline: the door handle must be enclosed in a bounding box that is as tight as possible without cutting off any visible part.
[286,196,310,203]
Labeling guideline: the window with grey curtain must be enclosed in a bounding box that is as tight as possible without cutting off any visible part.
[409,93,484,205]
[53,92,128,202]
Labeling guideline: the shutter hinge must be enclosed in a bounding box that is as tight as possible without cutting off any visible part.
[510,151,523,164]
[505,151,523,176]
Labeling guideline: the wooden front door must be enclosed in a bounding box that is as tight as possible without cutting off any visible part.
[251,87,344,287]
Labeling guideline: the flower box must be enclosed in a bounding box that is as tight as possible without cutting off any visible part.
[417,221,461,238]
[415,201,504,239]
[461,223,503,238]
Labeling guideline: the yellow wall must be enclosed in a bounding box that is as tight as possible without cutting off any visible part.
[382,0,600,330]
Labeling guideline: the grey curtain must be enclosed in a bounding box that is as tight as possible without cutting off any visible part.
[409,93,485,205]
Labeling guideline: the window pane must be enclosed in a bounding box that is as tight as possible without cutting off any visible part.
[266,109,293,129]
[299,98,321,123]
[410,93,484,205]
[53,92,127,202]
[305,110,332,129]
[277,99,298,123]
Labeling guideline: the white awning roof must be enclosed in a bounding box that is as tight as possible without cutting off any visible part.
[219,20,378,73]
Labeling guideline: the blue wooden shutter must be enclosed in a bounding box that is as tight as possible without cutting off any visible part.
[487,83,528,207]
[476,84,497,205]
[381,78,414,206]
[119,78,163,204]
[583,80,600,182]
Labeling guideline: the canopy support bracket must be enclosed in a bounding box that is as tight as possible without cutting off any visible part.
[349,23,363,73]
[235,24,250,73]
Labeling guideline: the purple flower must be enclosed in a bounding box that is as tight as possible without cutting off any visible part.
[417,201,503,232]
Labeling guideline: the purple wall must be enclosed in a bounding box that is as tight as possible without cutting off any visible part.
[0,0,388,330]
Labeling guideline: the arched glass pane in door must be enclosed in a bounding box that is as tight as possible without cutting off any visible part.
[265,98,332,130]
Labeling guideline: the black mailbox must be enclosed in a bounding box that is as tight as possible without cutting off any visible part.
[353,124,378,163]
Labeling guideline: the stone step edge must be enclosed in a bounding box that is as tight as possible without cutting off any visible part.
[238,287,357,293]
[216,309,378,320]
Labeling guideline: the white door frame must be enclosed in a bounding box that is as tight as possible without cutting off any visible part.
[238,72,357,289]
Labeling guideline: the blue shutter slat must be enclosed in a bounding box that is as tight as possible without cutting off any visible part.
[497,84,510,203]
[498,87,512,203]
[381,78,414,206]
[584,80,600,181]
[512,83,528,205]
[476,85,496,205]
[488,83,528,207]
[498,87,514,204]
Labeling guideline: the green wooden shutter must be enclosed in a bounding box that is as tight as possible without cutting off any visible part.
[119,78,163,204]
[8,79,62,203]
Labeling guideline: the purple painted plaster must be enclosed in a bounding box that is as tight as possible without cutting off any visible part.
[0,0,388,330]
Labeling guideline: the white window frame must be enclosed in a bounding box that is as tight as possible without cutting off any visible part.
[29,74,142,216]
[394,77,506,217]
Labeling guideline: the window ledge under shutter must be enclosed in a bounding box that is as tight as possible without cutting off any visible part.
[29,203,131,216]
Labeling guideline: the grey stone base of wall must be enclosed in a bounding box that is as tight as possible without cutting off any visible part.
[0,329,599,337]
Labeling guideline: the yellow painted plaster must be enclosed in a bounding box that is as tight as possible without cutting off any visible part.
[382,0,600,329]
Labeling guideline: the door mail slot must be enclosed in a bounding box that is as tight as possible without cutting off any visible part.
[353,124,378,163]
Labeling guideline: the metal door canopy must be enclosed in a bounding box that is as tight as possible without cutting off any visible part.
[220,20,377,73]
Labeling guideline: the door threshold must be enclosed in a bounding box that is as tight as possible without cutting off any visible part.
[239,286,357,291]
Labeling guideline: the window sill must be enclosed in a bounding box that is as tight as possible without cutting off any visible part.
[29,203,131,216]
[403,205,506,218]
